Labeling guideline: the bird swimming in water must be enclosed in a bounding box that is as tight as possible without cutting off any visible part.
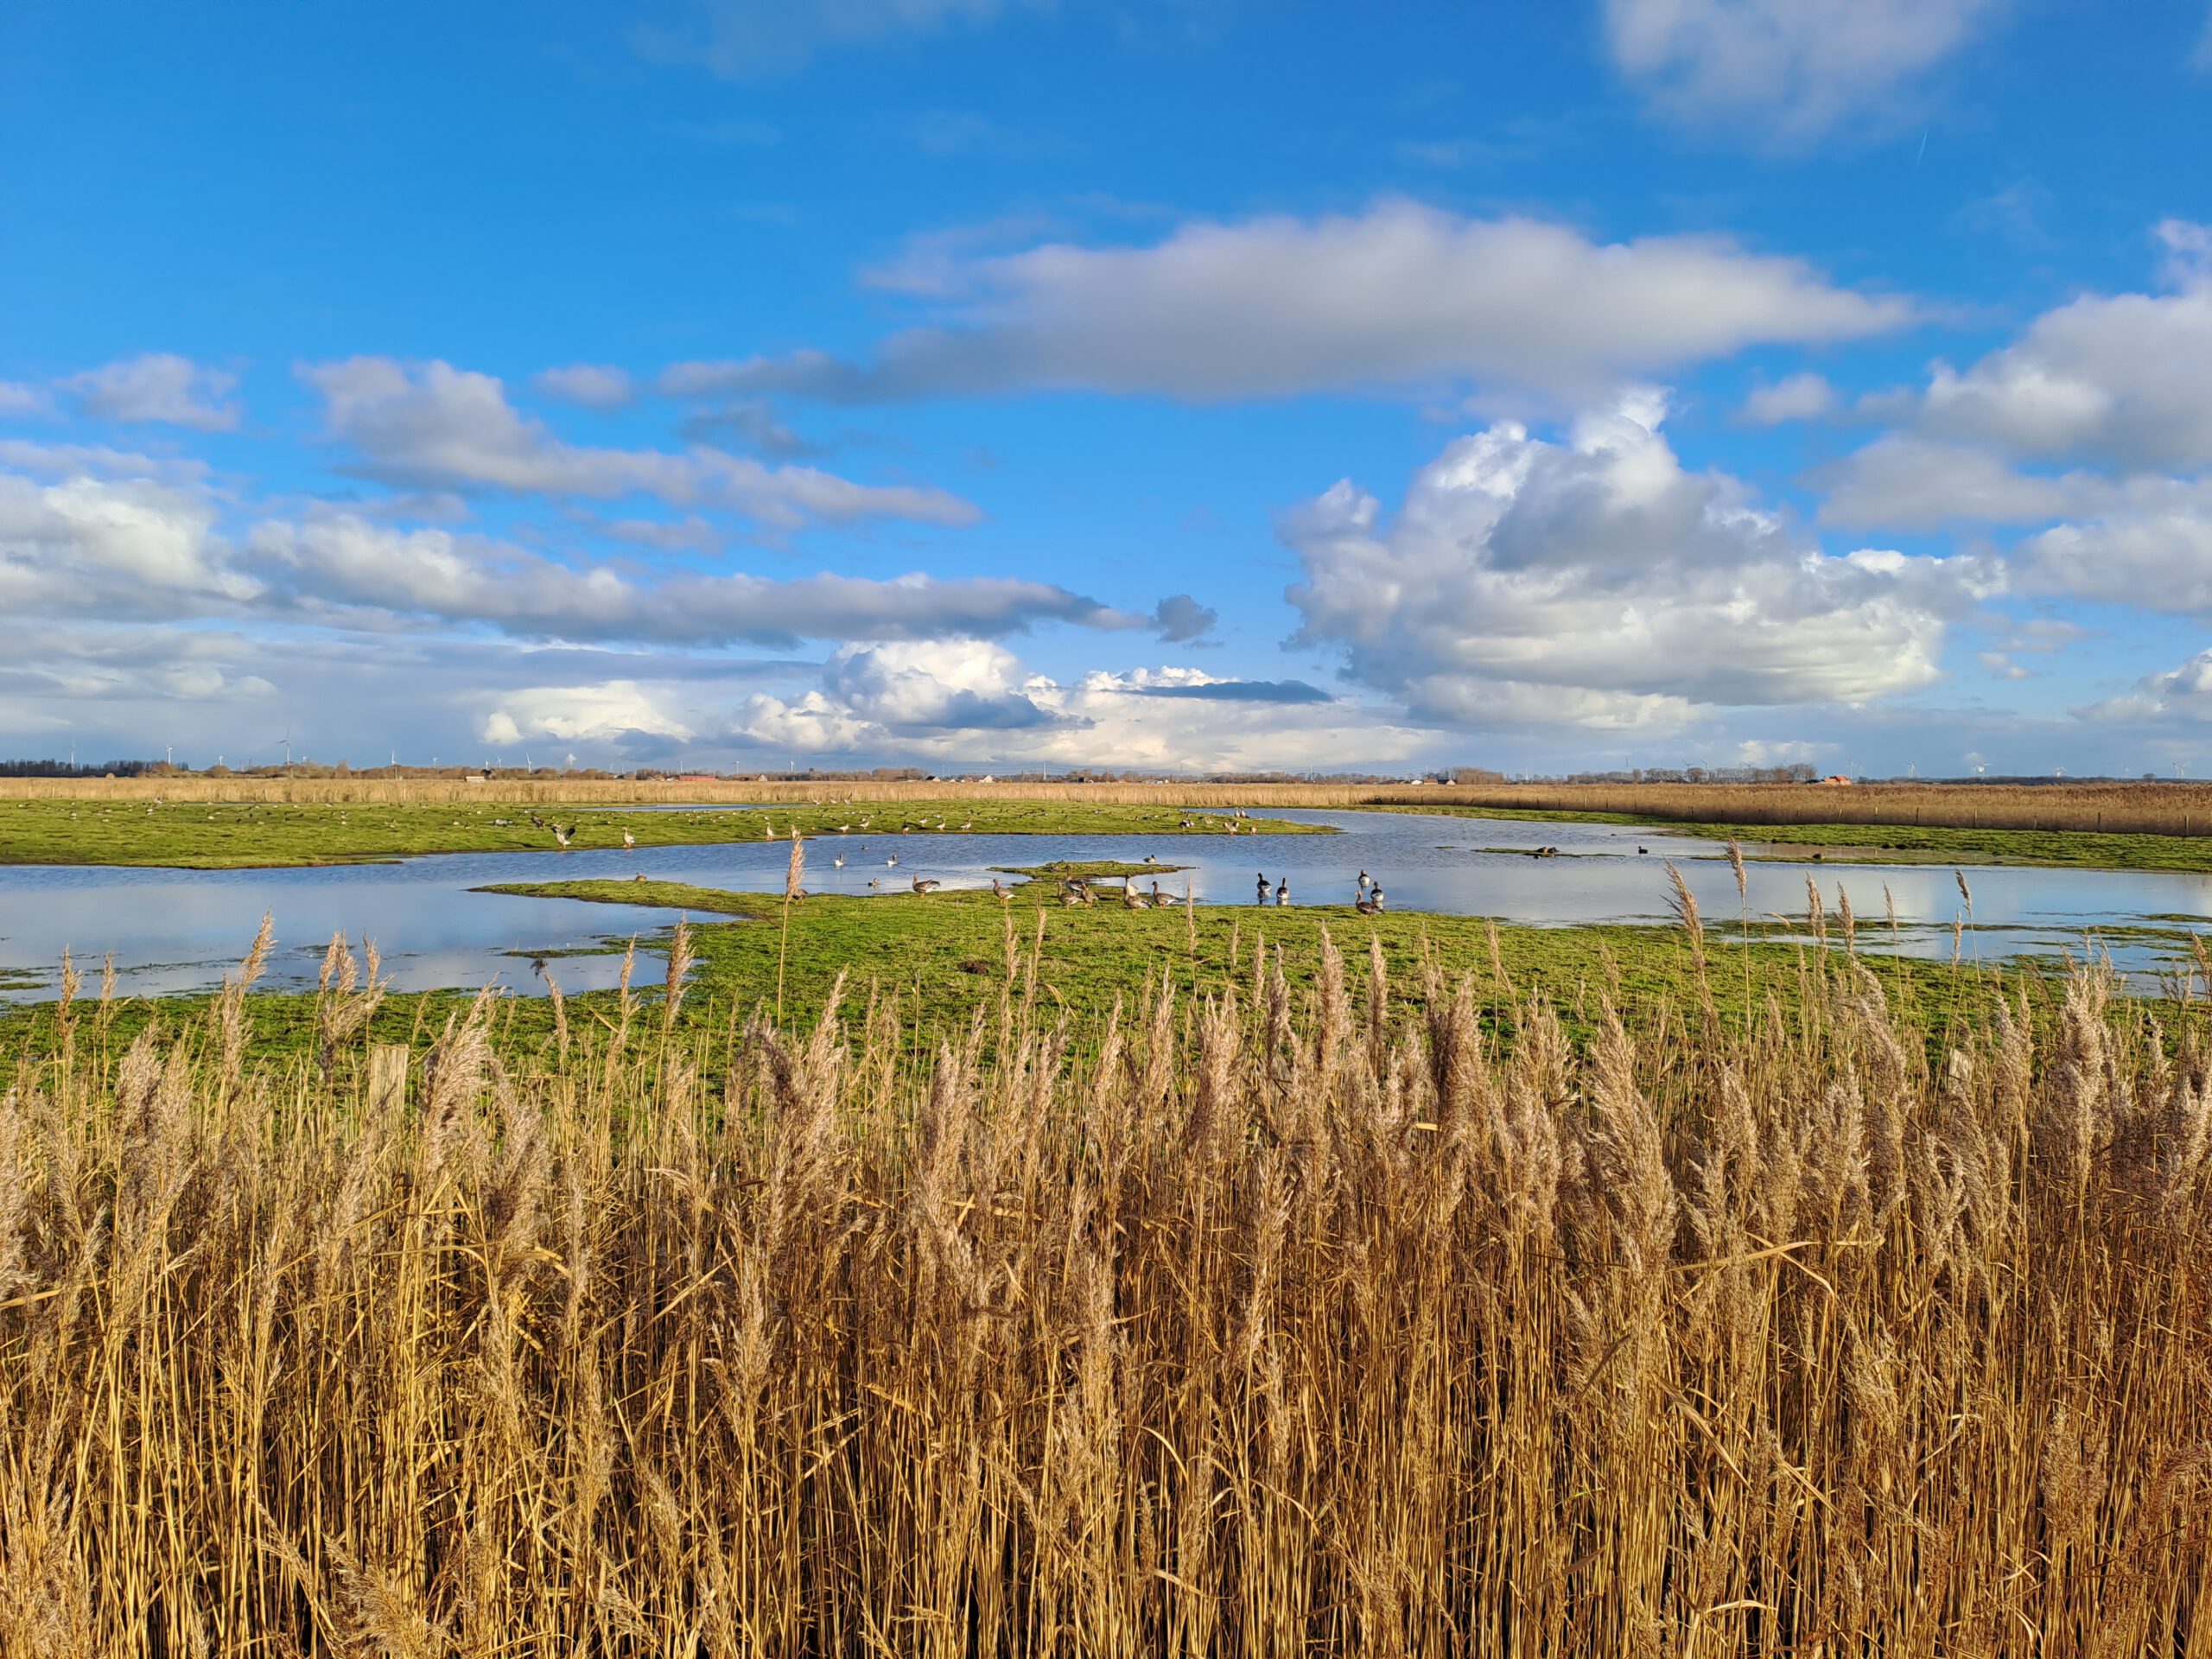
[1274,879,1289,906]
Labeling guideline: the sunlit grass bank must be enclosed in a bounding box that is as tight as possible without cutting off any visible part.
[0,797,1319,869]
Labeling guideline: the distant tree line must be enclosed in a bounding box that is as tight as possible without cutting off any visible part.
[0,759,156,778]
[1554,765,1821,785]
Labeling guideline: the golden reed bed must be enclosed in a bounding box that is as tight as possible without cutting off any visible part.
[1,924,2207,1655]
[8,773,2212,838]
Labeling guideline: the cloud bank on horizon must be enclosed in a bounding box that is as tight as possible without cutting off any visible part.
[3,0,2209,776]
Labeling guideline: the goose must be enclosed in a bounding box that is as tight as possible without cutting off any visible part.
[1151,880,1167,906]
[761,819,774,840]
[552,825,574,849]
[1122,881,1149,909]
[622,827,637,850]
[1274,880,1290,906]
[959,819,973,831]
[992,876,1011,901]
[868,877,881,893]
[911,876,942,894]
[1255,872,1270,905]
[1355,893,1378,916]
[1357,869,1370,891]
[1369,886,1385,910]
[832,852,846,871]
[1637,846,1649,855]
[1142,853,1159,865]
[886,854,899,868]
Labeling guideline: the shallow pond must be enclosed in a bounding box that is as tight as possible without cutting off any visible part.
[3,808,2209,999]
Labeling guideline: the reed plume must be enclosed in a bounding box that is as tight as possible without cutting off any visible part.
[0,929,2205,1655]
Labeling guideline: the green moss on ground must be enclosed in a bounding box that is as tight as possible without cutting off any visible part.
[480,879,762,917]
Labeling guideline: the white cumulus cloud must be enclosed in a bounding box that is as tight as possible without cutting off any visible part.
[1283,394,1994,731]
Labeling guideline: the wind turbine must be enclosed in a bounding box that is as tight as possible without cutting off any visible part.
[275,725,293,768]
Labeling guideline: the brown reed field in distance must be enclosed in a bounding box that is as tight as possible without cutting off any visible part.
[10,773,2212,839]
[2,920,2208,1655]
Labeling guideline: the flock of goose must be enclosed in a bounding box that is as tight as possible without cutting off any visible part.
[524,804,1399,913]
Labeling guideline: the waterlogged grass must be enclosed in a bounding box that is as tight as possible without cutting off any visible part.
[474,880,2006,1045]
[0,797,1322,869]
[0,887,2024,1074]
[1392,802,2212,872]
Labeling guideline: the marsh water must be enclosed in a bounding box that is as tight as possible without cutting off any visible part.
[3,808,2209,1000]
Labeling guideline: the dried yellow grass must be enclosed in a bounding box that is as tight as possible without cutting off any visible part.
[1,936,2208,1654]
[10,774,2212,839]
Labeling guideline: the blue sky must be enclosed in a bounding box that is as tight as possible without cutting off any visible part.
[3,1,2209,776]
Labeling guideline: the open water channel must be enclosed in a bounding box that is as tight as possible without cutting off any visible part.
[3,808,2209,999]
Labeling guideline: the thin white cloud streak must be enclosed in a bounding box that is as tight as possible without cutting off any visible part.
[661,202,1914,406]
[531,364,637,410]
[637,0,1045,78]
[302,357,979,529]
[1604,0,2003,138]
[1739,371,1838,425]
[251,515,1148,646]
[61,353,242,431]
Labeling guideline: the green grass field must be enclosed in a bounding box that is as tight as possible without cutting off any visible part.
[0,797,1322,868]
[1388,802,2212,872]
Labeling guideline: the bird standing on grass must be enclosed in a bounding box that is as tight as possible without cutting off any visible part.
[912,875,942,893]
